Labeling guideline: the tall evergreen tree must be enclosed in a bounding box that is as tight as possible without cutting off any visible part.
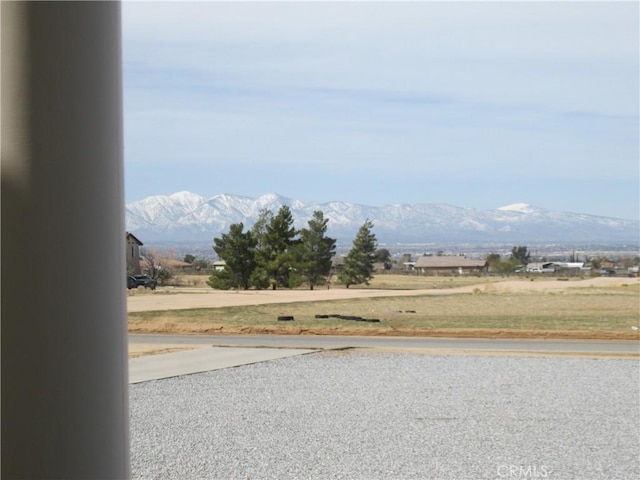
[297,210,336,290]
[248,208,274,289]
[339,219,377,288]
[375,248,392,270]
[511,246,531,265]
[208,223,256,290]
[255,205,298,289]
[251,208,273,252]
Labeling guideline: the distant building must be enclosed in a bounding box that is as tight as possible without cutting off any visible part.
[414,256,487,275]
[330,255,345,270]
[162,259,192,270]
[403,262,416,272]
[526,262,556,273]
[212,261,226,271]
[126,232,143,274]
[526,262,586,274]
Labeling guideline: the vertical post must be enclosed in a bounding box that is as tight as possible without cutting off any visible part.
[1,1,130,478]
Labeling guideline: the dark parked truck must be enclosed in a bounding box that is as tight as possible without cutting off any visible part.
[127,275,157,290]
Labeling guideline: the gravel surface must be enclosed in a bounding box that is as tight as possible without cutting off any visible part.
[130,352,639,480]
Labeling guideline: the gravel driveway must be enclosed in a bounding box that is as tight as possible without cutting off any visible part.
[130,351,639,480]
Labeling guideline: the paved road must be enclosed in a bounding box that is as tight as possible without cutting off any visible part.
[129,346,318,383]
[130,333,640,357]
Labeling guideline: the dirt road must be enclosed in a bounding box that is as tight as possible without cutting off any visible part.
[128,276,639,313]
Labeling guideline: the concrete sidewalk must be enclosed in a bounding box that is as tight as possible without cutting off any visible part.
[129,347,318,384]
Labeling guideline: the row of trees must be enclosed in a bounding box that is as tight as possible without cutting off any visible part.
[208,206,378,290]
[486,246,531,273]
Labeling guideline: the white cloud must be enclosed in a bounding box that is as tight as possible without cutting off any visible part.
[123,2,638,114]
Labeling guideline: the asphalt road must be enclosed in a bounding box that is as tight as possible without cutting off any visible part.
[129,333,640,357]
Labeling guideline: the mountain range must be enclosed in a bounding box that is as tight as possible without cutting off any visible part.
[125,191,639,244]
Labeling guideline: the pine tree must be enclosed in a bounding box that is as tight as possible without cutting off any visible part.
[297,210,336,290]
[255,205,298,289]
[339,219,377,288]
[251,208,273,252]
[511,246,531,265]
[208,223,256,290]
[249,208,274,289]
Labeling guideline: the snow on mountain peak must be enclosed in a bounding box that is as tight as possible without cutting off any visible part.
[166,191,206,213]
[258,193,281,202]
[169,191,205,204]
[498,203,534,213]
[125,192,639,243]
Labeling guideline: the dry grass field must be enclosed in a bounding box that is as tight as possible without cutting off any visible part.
[128,275,640,340]
[154,273,519,291]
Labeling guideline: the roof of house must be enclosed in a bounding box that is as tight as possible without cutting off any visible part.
[161,259,192,268]
[126,232,143,246]
[414,256,487,268]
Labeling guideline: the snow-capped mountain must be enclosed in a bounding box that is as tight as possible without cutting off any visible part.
[125,192,639,243]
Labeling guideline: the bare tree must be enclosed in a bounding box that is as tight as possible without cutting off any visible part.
[140,248,174,285]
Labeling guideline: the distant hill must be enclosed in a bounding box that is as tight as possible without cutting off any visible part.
[125,191,639,244]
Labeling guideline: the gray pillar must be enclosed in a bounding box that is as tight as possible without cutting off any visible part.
[1,1,130,478]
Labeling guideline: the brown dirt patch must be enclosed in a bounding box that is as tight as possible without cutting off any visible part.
[127,323,640,341]
[128,277,639,312]
[128,344,205,358]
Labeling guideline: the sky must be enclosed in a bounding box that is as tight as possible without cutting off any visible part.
[122,0,639,220]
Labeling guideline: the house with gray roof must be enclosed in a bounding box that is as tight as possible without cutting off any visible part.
[414,256,487,275]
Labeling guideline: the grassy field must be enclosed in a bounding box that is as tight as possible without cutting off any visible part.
[128,278,640,339]
[168,272,555,290]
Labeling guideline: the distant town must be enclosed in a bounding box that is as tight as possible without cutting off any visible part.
[128,237,639,290]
